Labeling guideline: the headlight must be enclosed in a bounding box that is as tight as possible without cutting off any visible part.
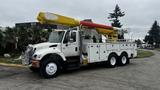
[33,54,37,58]
[33,54,42,59]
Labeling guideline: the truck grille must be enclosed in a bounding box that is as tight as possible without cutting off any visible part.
[22,46,35,65]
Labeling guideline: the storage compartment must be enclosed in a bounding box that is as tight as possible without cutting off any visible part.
[88,44,99,63]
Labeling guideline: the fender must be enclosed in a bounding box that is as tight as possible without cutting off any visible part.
[32,48,66,61]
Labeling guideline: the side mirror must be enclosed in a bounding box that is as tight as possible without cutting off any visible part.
[70,38,74,43]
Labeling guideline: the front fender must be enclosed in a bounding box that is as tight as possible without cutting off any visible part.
[33,48,66,61]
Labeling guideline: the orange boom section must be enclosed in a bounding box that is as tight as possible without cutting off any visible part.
[80,21,113,30]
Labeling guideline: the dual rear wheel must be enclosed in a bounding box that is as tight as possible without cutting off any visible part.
[107,53,129,68]
[119,53,129,66]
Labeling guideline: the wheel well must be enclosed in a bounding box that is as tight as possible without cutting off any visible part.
[108,52,118,59]
[40,53,65,68]
[121,51,128,57]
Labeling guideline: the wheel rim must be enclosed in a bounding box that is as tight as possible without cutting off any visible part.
[46,63,57,75]
[122,56,127,64]
[110,57,116,66]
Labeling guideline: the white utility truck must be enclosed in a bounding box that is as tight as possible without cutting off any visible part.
[22,12,137,78]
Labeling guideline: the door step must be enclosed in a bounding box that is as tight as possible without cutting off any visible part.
[66,59,80,70]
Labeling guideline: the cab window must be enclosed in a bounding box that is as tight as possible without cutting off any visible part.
[71,32,76,42]
[63,31,69,43]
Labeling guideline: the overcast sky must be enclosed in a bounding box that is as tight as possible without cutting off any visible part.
[0,0,160,39]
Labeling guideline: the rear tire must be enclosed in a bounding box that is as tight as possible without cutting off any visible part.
[118,53,129,66]
[107,54,117,68]
[40,56,61,78]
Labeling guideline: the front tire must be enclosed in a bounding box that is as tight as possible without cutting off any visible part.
[40,57,61,78]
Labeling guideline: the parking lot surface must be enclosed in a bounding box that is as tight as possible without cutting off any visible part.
[0,50,160,90]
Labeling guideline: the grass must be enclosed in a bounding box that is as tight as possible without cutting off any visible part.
[0,57,22,64]
[136,50,154,58]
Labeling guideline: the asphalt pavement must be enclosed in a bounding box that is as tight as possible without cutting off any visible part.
[0,50,160,90]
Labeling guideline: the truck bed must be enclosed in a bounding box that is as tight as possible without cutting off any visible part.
[86,42,137,63]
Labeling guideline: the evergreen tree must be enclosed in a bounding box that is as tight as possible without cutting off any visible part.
[144,21,160,48]
[108,4,125,27]
[135,39,142,47]
[108,4,125,39]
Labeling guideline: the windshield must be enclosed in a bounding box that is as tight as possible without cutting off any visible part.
[48,31,65,43]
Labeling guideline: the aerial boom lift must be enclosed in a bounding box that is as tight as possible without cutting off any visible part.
[37,12,120,41]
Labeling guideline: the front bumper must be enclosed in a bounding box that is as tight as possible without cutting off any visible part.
[22,55,40,68]
[31,59,40,68]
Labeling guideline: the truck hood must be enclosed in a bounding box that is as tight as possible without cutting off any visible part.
[31,42,60,50]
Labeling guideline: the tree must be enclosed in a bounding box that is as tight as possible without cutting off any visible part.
[135,39,142,47]
[0,24,51,56]
[3,27,17,54]
[108,4,125,39]
[0,30,3,43]
[144,35,153,45]
[0,30,5,55]
[144,21,160,48]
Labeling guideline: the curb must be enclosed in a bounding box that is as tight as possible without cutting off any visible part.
[0,63,27,68]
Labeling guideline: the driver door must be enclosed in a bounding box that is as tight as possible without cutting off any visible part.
[62,31,79,57]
